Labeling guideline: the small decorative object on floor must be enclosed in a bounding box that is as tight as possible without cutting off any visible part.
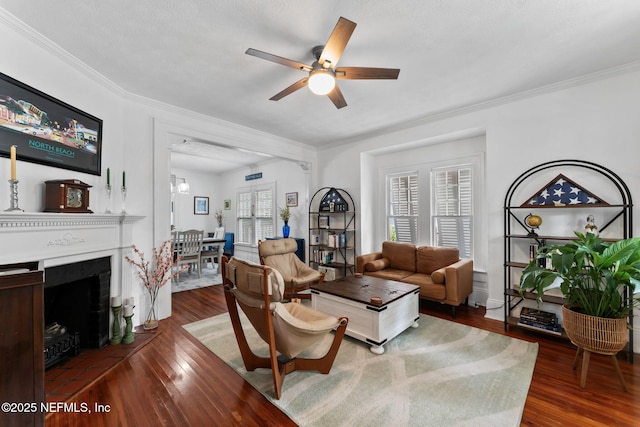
[280,206,291,238]
[125,241,187,330]
[110,295,122,344]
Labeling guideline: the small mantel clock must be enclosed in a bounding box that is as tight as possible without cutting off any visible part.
[44,179,93,213]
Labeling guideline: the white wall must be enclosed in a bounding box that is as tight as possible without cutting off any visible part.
[171,167,221,234]
[318,67,640,350]
[217,157,311,262]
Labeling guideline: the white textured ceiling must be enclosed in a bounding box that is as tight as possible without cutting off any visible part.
[3,1,640,170]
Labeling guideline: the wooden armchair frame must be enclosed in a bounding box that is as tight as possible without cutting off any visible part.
[222,256,348,399]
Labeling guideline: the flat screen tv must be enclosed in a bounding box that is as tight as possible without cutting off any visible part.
[0,72,102,176]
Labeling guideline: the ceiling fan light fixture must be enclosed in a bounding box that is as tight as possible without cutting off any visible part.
[308,69,335,95]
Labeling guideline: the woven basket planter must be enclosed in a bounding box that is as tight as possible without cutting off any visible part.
[562,305,628,355]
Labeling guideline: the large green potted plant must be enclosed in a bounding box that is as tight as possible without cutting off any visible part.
[519,232,640,355]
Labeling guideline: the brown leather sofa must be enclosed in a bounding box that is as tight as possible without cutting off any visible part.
[356,241,473,317]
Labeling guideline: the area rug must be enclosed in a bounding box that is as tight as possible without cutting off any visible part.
[171,262,221,293]
[183,312,538,426]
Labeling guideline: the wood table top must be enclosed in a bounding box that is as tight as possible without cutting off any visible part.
[310,275,419,307]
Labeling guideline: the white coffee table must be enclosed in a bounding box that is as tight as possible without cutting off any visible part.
[310,275,420,354]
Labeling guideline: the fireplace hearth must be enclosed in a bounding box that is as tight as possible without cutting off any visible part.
[44,257,111,369]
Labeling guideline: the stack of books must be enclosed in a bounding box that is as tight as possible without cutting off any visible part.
[313,249,335,265]
[327,233,347,248]
[518,307,562,335]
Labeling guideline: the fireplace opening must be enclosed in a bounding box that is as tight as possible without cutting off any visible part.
[44,257,111,369]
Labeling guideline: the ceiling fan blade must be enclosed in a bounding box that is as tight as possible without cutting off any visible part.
[269,77,309,101]
[319,17,356,68]
[335,67,400,80]
[246,48,312,72]
[327,84,347,109]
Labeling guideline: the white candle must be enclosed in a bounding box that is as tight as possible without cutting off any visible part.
[123,305,133,316]
[124,297,134,307]
[10,145,16,180]
[111,295,122,307]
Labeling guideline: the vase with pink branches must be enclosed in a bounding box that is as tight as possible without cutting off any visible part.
[125,240,187,329]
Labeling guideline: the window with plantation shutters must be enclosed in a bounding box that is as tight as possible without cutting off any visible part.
[432,166,472,258]
[237,185,275,245]
[387,173,419,243]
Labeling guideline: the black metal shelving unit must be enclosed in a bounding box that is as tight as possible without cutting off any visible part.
[308,187,356,279]
[503,159,633,363]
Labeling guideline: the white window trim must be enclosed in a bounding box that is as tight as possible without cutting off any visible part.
[431,164,473,258]
[386,171,419,243]
[235,182,276,247]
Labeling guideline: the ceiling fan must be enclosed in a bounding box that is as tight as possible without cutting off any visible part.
[246,17,400,109]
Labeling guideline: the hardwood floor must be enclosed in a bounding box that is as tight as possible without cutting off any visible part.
[45,285,640,426]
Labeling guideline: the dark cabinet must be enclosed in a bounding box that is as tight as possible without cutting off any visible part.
[0,263,44,427]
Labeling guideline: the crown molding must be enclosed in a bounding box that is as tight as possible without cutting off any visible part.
[0,7,127,97]
[321,60,640,150]
[0,7,312,152]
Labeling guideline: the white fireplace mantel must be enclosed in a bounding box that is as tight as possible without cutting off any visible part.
[1,211,146,325]
[0,212,144,266]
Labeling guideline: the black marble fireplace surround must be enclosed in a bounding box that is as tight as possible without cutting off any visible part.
[44,257,111,356]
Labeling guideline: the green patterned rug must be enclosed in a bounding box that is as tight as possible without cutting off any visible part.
[183,312,538,426]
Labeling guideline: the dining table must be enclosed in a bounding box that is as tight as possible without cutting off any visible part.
[173,237,227,273]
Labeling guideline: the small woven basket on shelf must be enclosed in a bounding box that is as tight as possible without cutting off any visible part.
[562,305,628,355]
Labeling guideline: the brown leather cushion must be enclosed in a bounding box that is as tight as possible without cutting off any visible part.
[364,258,390,272]
[364,269,414,282]
[416,246,459,274]
[381,241,416,272]
[431,268,446,284]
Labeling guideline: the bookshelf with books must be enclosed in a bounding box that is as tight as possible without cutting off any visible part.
[309,187,356,279]
[503,160,632,348]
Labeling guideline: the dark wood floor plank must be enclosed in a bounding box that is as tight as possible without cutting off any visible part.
[45,284,639,426]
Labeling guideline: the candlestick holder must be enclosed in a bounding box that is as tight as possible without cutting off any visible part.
[122,312,135,344]
[4,179,23,212]
[110,305,122,345]
[121,186,127,214]
[105,184,112,213]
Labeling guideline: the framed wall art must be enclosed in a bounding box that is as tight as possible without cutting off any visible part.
[224,199,231,210]
[286,192,298,207]
[194,196,209,215]
[0,72,103,176]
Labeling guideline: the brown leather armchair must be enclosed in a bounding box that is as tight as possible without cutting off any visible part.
[258,238,324,300]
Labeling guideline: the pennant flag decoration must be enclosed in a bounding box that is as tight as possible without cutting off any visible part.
[520,174,608,207]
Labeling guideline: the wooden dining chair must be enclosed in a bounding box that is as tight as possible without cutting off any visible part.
[201,227,225,273]
[174,229,203,282]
